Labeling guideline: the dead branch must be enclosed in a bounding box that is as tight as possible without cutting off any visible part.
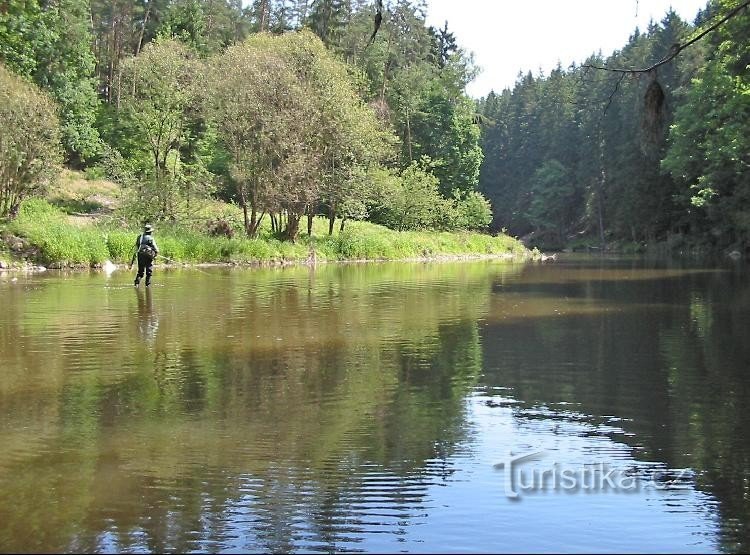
[581,0,750,75]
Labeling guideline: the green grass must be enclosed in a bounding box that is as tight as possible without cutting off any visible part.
[2,199,533,268]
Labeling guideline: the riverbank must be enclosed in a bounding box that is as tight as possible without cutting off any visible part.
[0,198,537,271]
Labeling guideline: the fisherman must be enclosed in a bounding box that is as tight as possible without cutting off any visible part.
[131,223,159,287]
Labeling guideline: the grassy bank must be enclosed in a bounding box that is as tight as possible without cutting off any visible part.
[1,198,534,268]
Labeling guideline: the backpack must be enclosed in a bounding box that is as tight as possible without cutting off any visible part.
[138,235,156,260]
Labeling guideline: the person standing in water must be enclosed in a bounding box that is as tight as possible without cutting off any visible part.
[131,223,159,287]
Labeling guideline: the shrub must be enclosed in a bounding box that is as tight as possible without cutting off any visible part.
[0,64,62,218]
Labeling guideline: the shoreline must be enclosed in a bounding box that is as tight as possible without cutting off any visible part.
[0,251,539,275]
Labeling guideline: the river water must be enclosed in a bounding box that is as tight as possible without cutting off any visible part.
[0,256,748,553]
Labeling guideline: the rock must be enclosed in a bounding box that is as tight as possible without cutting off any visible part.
[0,260,7,269]
[728,250,742,261]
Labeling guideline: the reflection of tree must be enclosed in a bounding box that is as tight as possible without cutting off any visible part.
[480,262,750,552]
[0,262,504,552]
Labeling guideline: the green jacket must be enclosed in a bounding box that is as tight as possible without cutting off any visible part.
[136,233,159,255]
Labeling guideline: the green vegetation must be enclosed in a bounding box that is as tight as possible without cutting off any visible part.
[4,197,529,267]
[0,64,61,219]
[4,0,743,259]
[0,0,509,265]
[479,0,749,253]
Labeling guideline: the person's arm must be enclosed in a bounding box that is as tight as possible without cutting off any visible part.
[151,238,159,256]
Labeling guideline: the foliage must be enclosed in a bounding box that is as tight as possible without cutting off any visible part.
[476,7,737,250]
[6,0,744,252]
[209,30,393,241]
[0,64,62,219]
[663,0,750,249]
[0,0,51,77]
[374,161,451,231]
[115,38,214,224]
[527,159,578,243]
[454,190,493,231]
[5,198,528,267]
[0,0,101,163]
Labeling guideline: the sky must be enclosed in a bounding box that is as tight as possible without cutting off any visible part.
[424,0,709,98]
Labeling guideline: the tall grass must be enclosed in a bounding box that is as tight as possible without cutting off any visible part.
[4,199,532,267]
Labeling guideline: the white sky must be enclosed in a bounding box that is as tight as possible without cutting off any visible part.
[424,0,709,97]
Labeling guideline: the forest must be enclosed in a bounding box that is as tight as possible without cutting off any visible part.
[0,0,491,250]
[479,0,750,253]
[0,0,748,255]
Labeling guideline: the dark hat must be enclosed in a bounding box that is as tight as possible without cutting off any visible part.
[144,224,153,233]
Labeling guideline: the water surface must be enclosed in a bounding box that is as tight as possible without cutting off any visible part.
[0,256,748,553]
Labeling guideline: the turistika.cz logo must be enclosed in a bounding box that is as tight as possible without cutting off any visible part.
[493,450,693,499]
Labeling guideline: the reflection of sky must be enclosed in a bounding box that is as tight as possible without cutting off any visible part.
[0,263,733,553]
[312,393,718,553]
[414,395,720,553]
[143,393,718,553]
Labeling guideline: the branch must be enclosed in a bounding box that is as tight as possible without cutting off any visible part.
[604,73,627,113]
[581,0,750,74]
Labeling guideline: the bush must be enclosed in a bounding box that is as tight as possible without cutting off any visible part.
[84,166,107,181]
[5,199,529,266]
[456,191,493,230]
[0,64,62,218]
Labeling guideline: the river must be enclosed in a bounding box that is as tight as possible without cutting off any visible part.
[0,256,748,553]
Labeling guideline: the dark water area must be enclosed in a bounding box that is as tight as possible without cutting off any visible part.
[0,256,749,553]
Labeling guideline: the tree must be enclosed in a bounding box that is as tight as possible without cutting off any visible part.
[38,0,102,164]
[527,159,578,246]
[209,32,320,239]
[117,39,205,221]
[0,0,51,77]
[316,66,396,236]
[210,30,393,241]
[0,0,101,164]
[157,0,210,54]
[307,0,351,47]
[0,63,62,219]
[430,20,457,69]
[663,0,750,249]
[454,190,492,231]
[410,86,483,196]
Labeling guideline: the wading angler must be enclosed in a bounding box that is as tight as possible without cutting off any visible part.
[131,224,159,287]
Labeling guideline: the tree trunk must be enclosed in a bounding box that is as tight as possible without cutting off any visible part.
[406,105,413,162]
[283,213,301,242]
[380,31,393,103]
[307,210,313,236]
[241,196,249,235]
[328,202,337,235]
[340,217,347,233]
[258,0,269,31]
[596,134,607,249]
[136,1,151,56]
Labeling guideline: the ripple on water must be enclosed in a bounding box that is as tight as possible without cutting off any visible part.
[0,261,741,553]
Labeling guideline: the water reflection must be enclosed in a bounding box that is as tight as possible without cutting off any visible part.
[480,256,750,553]
[0,259,747,552]
[135,288,159,346]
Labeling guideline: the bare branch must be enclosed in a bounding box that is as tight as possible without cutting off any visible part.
[581,0,750,74]
[604,73,627,115]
